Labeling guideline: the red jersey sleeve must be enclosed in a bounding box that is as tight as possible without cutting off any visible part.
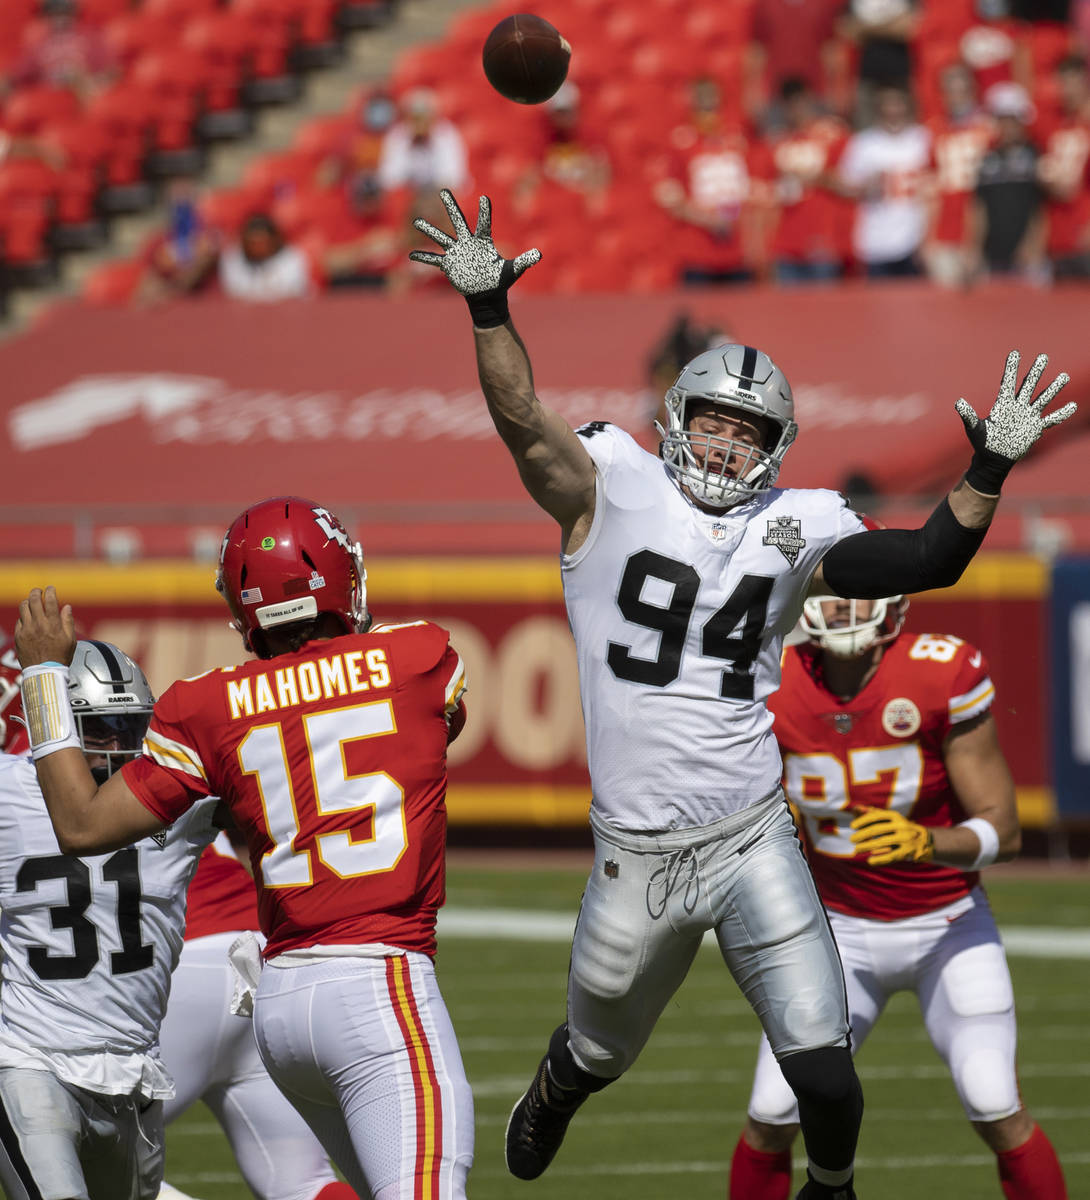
[122,675,218,825]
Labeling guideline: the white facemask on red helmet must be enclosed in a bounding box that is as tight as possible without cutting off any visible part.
[800,594,908,659]
[216,497,368,656]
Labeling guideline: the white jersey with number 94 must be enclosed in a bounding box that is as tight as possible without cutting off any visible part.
[562,423,864,833]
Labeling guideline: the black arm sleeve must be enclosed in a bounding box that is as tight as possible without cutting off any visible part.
[820,497,988,599]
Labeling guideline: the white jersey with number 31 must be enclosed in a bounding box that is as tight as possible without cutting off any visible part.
[0,754,219,1099]
[562,423,864,832]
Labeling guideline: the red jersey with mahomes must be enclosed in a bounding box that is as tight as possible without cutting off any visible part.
[771,631,995,922]
[927,112,995,245]
[123,622,466,959]
[184,833,260,941]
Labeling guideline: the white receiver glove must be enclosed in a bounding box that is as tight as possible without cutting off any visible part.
[409,189,540,326]
[955,350,1075,494]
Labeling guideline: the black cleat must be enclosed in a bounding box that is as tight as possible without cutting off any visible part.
[504,1053,588,1180]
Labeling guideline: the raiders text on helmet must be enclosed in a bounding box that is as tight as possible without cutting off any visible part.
[658,344,798,508]
[68,640,155,783]
[216,497,369,657]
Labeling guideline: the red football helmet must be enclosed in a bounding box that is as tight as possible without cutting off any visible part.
[0,636,28,754]
[216,497,369,656]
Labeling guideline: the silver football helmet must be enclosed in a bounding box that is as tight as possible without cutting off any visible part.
[657,343,798,508]
[801,595,908,659]
[68,640,155,783]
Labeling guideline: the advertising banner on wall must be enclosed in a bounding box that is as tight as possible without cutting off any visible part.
[1,285,1088,558]
[0,554,1054,826]
[1050,557,1090,819]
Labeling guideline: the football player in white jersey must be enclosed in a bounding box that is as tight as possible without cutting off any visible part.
[729,597,1068,1200]
[408,188,1075,1200]
[0,640,219,1200]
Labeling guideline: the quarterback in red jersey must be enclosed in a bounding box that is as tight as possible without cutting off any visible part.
[15,497,474,1200]
[159,837,356,1200]
[729,595,1068,1200]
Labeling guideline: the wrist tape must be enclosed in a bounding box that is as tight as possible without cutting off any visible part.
[958,816,1000,870]
[964,446,1012,497]
[20,663,80,759]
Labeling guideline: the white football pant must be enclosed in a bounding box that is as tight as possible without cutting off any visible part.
[253,951,474,1200]
[0,1067,163,1200]
[746,887,1020,1125]
[568,793,850,1079]
[159,931,342,1200]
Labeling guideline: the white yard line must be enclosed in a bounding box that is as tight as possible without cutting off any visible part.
[438,908,1090,958]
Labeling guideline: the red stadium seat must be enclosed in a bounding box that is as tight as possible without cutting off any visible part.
[1,86,82,136]
[143,0,221,23]
[131,49,208,151]
[0,159,57,267]
[240,150,315,206]
[181,13,249,114]
[292,113,357,167]
[102,11,179,69]
[83,83,152,186]
[72,0,137,23]
[199,187,259,236]
[83,258,143,305]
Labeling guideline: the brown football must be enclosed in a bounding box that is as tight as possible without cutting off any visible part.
[482,14,571,105]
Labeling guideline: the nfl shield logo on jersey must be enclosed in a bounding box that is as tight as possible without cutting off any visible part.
[763,515,806,566]
[710,522,728,542]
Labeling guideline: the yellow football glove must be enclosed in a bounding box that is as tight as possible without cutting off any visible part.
[849,806,934,866]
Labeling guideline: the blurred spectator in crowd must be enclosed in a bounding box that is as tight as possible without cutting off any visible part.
[219,212,311,302]
[765,77,851,283]
[838,0,921,122]
[377,87,468,197]
[514,84,610,206]
[644,310,730,434]
[135,179,220,305]
[836,83,932,277]
[965,82,1047,282]
[317,89,398,202]
[744,0,850,127]
[655,78,774,285]
[1037,53,1090,278]
[923,61,996,286]
[956,0,1028,101]
[322,170,412,289]
[5,6,117,101]
[1075,0,1090,54]
[0,127,65,169]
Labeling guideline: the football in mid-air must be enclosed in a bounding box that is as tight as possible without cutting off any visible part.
[482,14,571,105]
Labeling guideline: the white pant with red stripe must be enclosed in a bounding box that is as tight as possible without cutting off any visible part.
[252,951,473,1200]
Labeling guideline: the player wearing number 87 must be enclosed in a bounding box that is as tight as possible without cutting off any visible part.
[409,188,1077,1200]
[730,598,1068,1200]
[0,640,222,1200]
[14,497,474,1200]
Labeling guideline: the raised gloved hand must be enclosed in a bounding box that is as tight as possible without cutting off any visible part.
[955,350,1075,495]
[409,189,540,328]
[849,806,934,866]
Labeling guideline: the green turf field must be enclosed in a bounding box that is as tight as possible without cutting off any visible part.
[164,862,1090,1199]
